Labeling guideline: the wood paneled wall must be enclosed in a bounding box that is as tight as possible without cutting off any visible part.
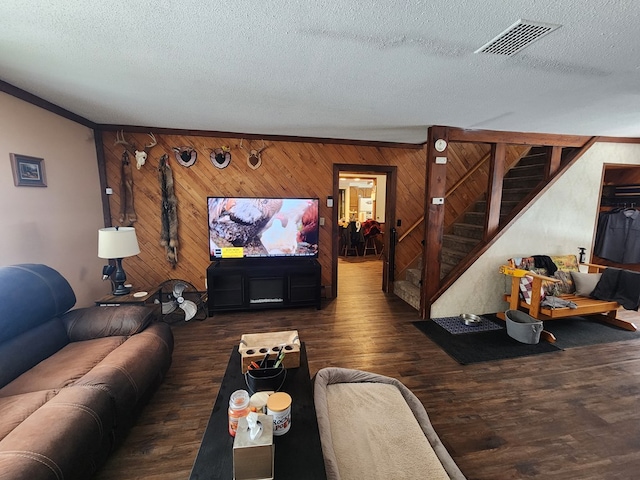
[100,131,426,293]
[603,165,640,186]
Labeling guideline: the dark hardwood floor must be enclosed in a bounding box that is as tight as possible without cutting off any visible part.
[94,257,640,480]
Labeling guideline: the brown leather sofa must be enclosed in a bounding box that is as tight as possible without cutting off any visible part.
[0,264,174,480]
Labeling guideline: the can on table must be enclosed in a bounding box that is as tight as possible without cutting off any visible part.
[266,391,292,436]
[250,391,270,414]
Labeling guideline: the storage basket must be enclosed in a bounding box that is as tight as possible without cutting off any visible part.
[239,330,300,372]
[244,360,286,394]
[505,310,543,344]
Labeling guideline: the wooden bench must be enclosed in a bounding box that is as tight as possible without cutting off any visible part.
[497,262,637,342]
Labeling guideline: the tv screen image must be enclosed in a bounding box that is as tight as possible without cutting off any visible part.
[208,197,319,259]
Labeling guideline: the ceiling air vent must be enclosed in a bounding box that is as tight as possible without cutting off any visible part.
[475,19,561,56]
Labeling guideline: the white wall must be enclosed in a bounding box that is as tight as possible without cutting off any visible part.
[432,142,640,318]
[374,174,386,223]
[0,93,107,307]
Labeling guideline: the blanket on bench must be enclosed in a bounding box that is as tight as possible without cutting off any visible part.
[591,267,640,310]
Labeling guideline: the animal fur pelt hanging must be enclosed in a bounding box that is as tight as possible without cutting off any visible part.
[158,154,179,267]
[119,151,137,226]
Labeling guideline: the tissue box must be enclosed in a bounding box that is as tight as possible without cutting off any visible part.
[233,414,274,480]
[239,330,301,373]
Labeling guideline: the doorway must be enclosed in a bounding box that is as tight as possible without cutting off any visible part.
[332,164,397,298]
[593,163,640,272]
[338,174,386,224]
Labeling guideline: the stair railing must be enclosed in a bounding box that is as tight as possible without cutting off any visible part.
[397,150,496,245]
[397,217,423,244]
[445,151,491,200]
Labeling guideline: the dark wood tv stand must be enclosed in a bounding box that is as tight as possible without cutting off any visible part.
[206,257,321,315]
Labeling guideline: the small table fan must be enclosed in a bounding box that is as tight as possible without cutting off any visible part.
[158,279,204,322]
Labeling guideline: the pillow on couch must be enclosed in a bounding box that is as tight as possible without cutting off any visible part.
[546,270,576,296]
[571,272,602,297]
[550,255,580,272]
[549,255,579,296]
[62,305,154,342]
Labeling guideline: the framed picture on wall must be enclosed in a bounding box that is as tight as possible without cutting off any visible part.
[10,153,47,187]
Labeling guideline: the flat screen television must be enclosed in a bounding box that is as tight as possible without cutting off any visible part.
[208,197,319,259]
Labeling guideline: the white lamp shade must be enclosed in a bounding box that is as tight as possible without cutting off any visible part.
[98,227,141,259]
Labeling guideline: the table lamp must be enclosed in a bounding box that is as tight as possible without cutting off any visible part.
[98,226,141,295]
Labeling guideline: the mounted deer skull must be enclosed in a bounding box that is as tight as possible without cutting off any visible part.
[240,139,267,170]
[115,131,158,170]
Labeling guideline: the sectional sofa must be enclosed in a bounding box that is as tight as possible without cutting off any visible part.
[0,264,174,480]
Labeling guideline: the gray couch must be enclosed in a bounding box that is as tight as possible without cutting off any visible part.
[0,264,174,480]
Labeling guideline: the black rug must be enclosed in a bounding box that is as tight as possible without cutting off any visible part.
[546,316,640,348]
[413,317,561,365]
[413,314,640,365]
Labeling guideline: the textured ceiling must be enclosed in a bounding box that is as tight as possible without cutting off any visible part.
[1,0,640,144]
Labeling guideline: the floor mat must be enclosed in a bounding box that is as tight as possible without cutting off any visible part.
[415,313,640,365]
[413,317,560,365]
[433,315,504,335]
[545,316,640,348]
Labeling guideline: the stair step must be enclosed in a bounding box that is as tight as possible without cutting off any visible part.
[442,234,480,254]
[464,211,510,225]
[393,280,420,310]
[472,188,536,206]
[473,201,487,213]
[503,176,543,190]
[516,158,547,169]
[441,246,467,266]
[501,188,534,202]
[464,211,485,225]
[440,245,470,279]
[475,200,520,213]
[452,223,484,240]
[501,197,532,215]
[507,164,546,177]
[440,261,456,279]
[518,148,548,162]
[406,268,421,288]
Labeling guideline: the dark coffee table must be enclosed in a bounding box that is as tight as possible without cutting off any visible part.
[188,342,327,479]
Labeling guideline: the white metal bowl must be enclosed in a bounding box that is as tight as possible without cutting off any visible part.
[460,313,482,326]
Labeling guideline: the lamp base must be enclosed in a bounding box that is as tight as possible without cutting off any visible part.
[111,258,130,295]
[112,282,131,296]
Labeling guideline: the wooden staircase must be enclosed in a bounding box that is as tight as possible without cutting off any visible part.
[390,126,595,316]
[440,147,549,279]
[393,148,551,311]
